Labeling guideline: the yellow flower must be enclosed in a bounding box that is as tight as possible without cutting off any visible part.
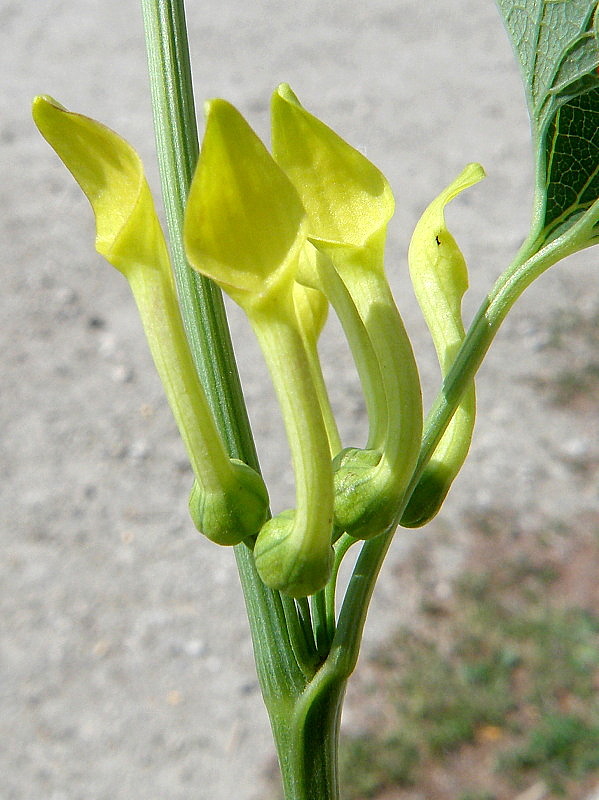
[184,99,334,596]
[402,163,485,527]
[32,96,268,545]
[272,85,423,538]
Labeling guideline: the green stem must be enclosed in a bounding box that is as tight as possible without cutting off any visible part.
[141,7,349,798]
[306,326,339,656]
[311,589,332,657]
[296,597,318,654]
[303,331,343,457]
[331,530,394,679]
[141,0,255,452]
[333,224,585,679]
[280,598,320,679]
[270,677,346,800]
[141,0,309,721]
[327,534,357,626]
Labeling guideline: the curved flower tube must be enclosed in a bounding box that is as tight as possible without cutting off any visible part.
[184,99,334,597]
[402,163,484,527]
[271,85,423,539]
[297,243,386,454]
[292,281,342,457]
[32,96,268,546]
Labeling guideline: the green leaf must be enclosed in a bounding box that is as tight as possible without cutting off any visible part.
[496,0,598,117]
[543,85,599,237]
[496,0,599,247]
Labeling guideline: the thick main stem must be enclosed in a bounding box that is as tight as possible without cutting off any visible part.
[269,678,346,800]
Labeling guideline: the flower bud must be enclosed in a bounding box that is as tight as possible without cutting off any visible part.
[402,163,484,527]
[189,460,269,546]
[254,510,333,598]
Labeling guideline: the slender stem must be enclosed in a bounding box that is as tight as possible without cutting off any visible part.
[281,598,320,679]
[326,534,357,630]
[307,355,341,656]
[141,0,308,703]
[296,597,318,653]
[140,0,257,456]
[331,529,394,679]
[303,333,342,457]
[332,226,584,679]
[311,590,332,657]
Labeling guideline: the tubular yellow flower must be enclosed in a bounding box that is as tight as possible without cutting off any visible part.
[32,96,268,545]
[183,99,306,308]
[402,163,485,527]
[292,282,342,457]
[272,84,394,253]
[184,99,334,597]
[272,85,423,538]
[272,85,390,453]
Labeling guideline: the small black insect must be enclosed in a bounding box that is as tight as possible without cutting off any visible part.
[435,235,441,246]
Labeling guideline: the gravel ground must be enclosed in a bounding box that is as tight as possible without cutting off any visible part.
[3,1,598,799]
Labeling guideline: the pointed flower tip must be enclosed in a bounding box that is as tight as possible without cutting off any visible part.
[185,98,306,306]
[271,86,394,249]
[453,162,486,196]
[32,95,66,120]
[409,163,486,327]
[203,97,236,125]
[201,99,238,151]
[469,162,486,179]
[274,82,301,106]
[33,95,166,276]
[31,94,142,207]
[32,95,74,147]
[424,162,486,223]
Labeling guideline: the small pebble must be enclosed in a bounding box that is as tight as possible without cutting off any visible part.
[184,639,206,658]
[560,437,590,460]
[87,315,105,329]
[111,364,134,383]
[129,440,149,461]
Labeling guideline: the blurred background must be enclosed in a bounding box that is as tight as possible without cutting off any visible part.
[2,1,599,798]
